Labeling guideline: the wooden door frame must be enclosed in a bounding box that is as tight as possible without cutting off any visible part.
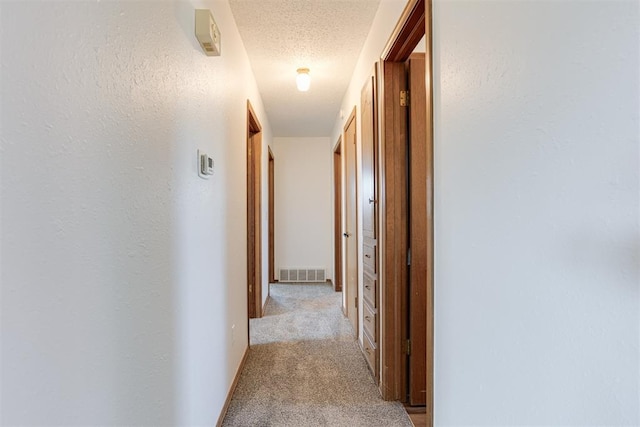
[378,0,434,423]
[333,138,343,292]
[268,147,275,288]
[247,100,263,320]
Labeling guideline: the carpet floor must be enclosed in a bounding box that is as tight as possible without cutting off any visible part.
[222,283,412,427]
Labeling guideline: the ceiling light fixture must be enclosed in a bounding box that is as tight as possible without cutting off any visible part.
[296,68,311,92]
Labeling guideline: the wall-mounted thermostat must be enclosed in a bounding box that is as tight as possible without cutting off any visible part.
[198,150,214,179]
[195,9,221,56]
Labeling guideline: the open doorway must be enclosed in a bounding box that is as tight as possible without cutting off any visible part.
[247,100,263,319]
[377,0,434,423]
[268,147,275,289]
[343,108,359,337]
[333,138,343,293]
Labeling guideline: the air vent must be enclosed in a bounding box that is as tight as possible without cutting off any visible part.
[279,268,326,283]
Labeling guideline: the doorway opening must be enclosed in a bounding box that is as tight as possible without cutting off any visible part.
[268,147,275,289]
[247,100,263,320]
[333,138,343,293]
[378,0,434,423]
[343,108,359,337]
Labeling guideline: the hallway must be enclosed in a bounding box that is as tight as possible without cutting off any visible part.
[2,1,638,425]
[222,283,412,426]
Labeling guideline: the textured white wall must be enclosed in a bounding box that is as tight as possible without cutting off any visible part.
[0,1,271,425]
[331,0,407,344]
[272,137,333,281]
[433,0,639,425]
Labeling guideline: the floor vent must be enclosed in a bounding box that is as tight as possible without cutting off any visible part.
[279,268,326,283]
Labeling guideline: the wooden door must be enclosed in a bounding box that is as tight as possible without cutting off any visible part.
[247,101,263,320]
[361,69,379,379]
[344,109,358,336]
[407,53,428,406]
[333,140,343,292]
[381,60,409,401]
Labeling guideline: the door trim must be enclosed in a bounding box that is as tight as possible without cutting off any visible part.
[378,0,434,423]
[381,0,427,62]
[246,100,263,320]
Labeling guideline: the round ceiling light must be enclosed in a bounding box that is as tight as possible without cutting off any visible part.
[296,68,311,92]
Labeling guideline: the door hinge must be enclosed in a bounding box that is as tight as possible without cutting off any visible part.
[406,339,411,355]
[355,296,358,307]
[407,247,411,266]
[400,90,410,107]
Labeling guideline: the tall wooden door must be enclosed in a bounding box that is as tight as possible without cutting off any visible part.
[381,60,409,401]
[407,53,428,406]
[344,110,358,336]
[361,69,379,379]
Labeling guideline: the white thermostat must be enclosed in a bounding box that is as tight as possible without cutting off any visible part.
[198,150,214,179]
[195,9,221,56]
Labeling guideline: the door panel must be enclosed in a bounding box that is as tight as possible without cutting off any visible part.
[407,53,427,406]
[247,132,262,319]
[344,111,358,336]
[381,61,409,401]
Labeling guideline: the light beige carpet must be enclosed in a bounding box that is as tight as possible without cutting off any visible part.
[222,283,412,427]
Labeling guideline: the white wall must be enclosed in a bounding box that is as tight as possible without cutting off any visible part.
[330,0,407,344]
[0,1,272,425]
[272,137,333,281]
[433,0,639,425]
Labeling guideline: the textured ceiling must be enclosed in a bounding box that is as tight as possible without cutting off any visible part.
[229,0,381,137]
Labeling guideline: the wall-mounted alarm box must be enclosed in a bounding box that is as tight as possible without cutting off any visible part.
[195,9,221,56]
[198,150,214,179]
